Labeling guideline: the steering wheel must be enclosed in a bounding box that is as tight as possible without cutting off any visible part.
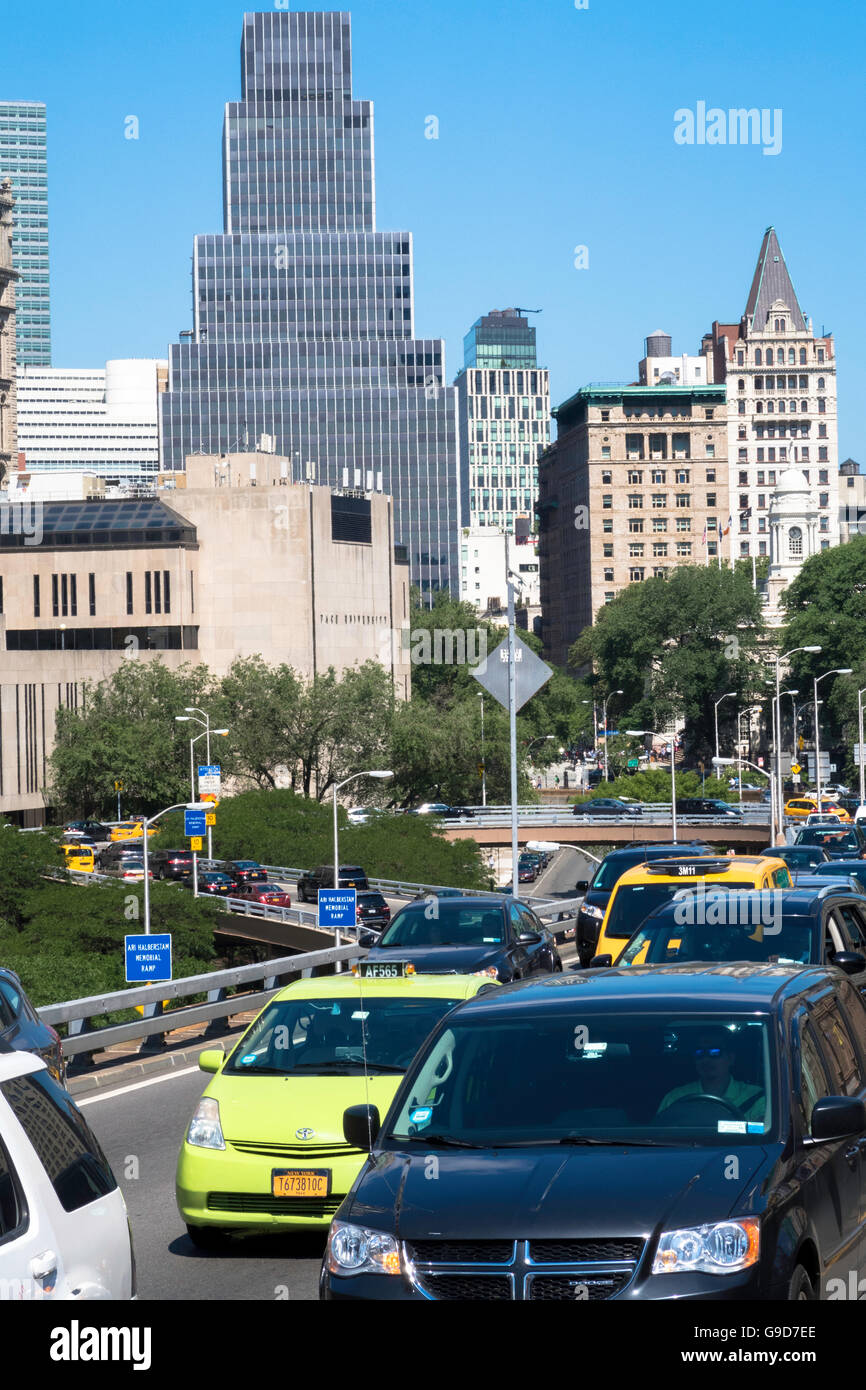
[663,1093,747,1120]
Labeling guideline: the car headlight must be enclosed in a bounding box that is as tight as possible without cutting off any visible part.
[581,904,604,921]
[326,1220,401,1276]
[186,1097,226,1150]
[652,1218,760,1275]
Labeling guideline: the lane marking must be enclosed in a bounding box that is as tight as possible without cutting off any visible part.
[76,1065,201,1106]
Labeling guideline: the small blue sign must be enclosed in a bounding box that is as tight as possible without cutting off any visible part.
[184,809,206,837]
[318,888,357,928]
[125,934,172,983]
[198,765,220,778]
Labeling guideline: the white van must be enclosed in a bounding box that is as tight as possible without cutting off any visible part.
[0,1050,135,1299]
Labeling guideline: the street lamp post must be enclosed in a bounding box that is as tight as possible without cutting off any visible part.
[602,691,623,785]
[736,706,763,805]
[772,646,821,840]
[176,710,229,860]
[858,686,866,811]
[142,802,211,935]
[332,770,392,968]
[627,729,677,842]
[714,692,737,773]
[478,692,486,808]
[813,668,852,808]
[771,688,797,820]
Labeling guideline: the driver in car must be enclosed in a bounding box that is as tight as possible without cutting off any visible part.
[656,1028,764,1120]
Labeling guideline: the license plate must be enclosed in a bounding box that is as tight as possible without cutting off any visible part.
[272,1169,331,1198]
[361,961,408,978]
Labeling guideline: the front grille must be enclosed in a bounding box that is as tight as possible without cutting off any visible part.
[529,1238,644,1264]
[421,1275,512,1301]
[207,1192,345,1217]
[229,1140,360,1160]
[409,1240,514,1264]
[529,1272,631,1301]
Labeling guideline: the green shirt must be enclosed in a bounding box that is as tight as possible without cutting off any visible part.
[658,1076,765,1121]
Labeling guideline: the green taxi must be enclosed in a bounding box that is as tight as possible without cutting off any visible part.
[176,965,499,1246]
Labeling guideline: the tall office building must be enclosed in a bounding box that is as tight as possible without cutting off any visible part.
[703,227,839,560]
[0,103,50,365]
[160,11,460,596]
[0,179,17,482]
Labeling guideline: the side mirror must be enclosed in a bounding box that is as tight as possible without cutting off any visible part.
[517,931,541,944]
[198,1048,225,1074]
[589,954,613,969]
[831,951,866,976]
[575,880,589,893]
[344,1103,381,1152]
[811,1095,866,1141]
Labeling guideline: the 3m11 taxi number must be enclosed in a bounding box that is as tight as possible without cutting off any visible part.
[272,1169,330,1198]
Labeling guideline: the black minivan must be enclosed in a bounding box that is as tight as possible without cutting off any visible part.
[321,965,866,1301]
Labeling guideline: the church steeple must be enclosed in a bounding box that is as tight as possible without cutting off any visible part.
[744,226,807,334]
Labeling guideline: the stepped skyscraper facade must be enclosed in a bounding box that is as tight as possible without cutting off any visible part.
[159,10,459,595]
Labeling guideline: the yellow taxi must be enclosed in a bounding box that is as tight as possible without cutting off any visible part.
[593,855,792,965]
[110,819,160,842]
[61,841,96,873]
[783,796,851,823]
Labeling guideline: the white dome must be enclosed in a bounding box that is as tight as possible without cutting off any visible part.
[774,467,810,495]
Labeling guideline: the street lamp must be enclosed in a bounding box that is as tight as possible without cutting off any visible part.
[332,771,393,967]
[602,690,623,785]
[175,711,229,859]
[813,668,852,807]
[141,802,211,935]
[581,699,599,755]
[736,706,763,802]
[713,692,736,771]
[627,729,678,842]
[772,645,821,840]
[477,692,486,808]
[858,685,866,811]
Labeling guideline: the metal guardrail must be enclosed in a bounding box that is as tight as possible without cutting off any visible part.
[38,942,366,1061]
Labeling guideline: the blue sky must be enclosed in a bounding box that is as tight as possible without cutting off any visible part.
[4,0,864,456]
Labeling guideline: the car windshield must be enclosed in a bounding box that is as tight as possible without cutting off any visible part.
[618,894,814,967]
[797,830,859,851]
[234,861,260,869]
[388,1013,775,1145]
[380,902,505,947]
[223,996,464,1076]
[772,848,825,866]
[604,881,756,939]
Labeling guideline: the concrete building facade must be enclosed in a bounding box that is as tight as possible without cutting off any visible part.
[0,457,410,822]
[839,458,866,543]
[16,359,166,483]
[0,102,49,366]
[0,179,17,484]
[703,227,839,560]
[538,367,729,667]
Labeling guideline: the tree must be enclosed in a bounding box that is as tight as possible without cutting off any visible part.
[570,565,765,760]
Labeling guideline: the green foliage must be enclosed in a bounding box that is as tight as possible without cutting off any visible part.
[168,788,490,889]
[0,827,63,930]
[570,768,747,805]
[570,565,765,760]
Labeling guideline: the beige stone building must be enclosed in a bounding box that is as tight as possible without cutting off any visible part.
[0,452,410,822]
[0,178,17,484]
[538,365,729,668]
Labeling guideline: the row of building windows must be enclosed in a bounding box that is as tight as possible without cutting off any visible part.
[738,375,826,391]
[601,517,695,534]
[619,434,717,461]
[23,571,179,620]
[470,371,545,395]
[735,346,826,366]
[468,398,547,421]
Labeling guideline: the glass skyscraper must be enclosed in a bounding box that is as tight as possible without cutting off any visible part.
[463,308,538,371]
[0,102,50,365]
[160,10,459,595]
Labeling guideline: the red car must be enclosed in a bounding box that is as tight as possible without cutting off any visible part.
[234,882,292,907]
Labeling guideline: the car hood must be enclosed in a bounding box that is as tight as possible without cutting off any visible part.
[347,1144,776,1239]
[366,944,503,973]
[207,1073,403,1144]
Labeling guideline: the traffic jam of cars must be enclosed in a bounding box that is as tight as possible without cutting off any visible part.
[13,798,866,1309]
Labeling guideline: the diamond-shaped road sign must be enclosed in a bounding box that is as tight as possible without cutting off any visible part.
[472,634,553,711]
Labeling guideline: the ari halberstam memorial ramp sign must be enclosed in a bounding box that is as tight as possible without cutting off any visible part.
[472,634,552,710]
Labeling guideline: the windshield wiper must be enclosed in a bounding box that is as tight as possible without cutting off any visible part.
[401,1132,484,1148]
[356,1061,407,1074]
[558,1135,669,1147]
[227,1064,288,1076]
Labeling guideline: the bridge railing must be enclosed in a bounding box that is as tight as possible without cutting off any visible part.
[38,942,366,1063]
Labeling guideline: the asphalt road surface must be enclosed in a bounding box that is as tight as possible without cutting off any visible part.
[79,1068,326,1302]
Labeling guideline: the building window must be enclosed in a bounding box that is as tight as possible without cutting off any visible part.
[675,493,690,508]
[651,493,666,509]
[704,409,714,419]
[819,447,828,461]
[738,401,746,415]
[629,543,645,558]
[675,517,691,533]
[675,469,690,484]
[625,434,644,460]
[603,519,613,533]
[758,494,766,509]
[819,492,829,508]
[653,542,668,557]
[604,592,615,604]
[707,493,717,507]
[676,542,692,556]
[818,398,826,413]
[629,567,645,583]
[819,469,829,484]
[705,443,715,458]
[651,469,666,484]
[189,571,195,613]
[820,516,829,531]
[627,494,643,509]
[755,350,763,365]
[144,572,152,615]
[601,470,612,485]
[628,519,644,534]
[603,543,613,557]
[649,435,667,460]
[163,571,171,615]
[33,574,40,618]
[738,449,748,462]
[601,410,610,421]
[738,471,748,486]
[601,446,611,460]
[604,567,614,582]
[126,571,133,616]
[758,517,766,533]
[706,469,716,483]
[818,348,825,362]
[652,517,668,532]
[51,573,58,618]
[818,424,827,438]
[602,494,612,509]
[88,573,95,617]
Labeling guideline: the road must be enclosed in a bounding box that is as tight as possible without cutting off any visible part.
[79,1068,327,1302]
